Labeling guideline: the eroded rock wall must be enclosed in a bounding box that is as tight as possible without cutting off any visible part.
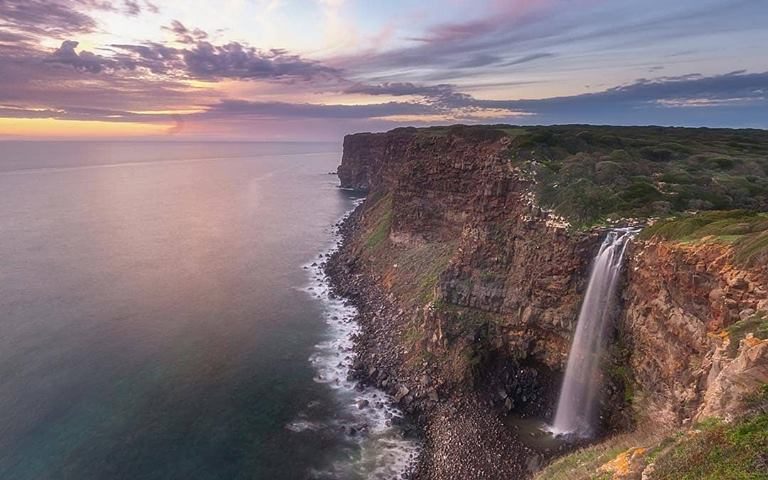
[622,241,768,427]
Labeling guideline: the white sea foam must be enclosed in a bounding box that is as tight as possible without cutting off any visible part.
[291,199,421,479]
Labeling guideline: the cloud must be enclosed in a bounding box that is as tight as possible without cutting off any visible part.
[110,42,182,73]
[182,42,341,81]
[0,42,211,113]
[501,53,555,67]
[337,71,768,126]
[2,70,766,131]
[49,40,116,73]
[163,20,208,44]
[204,99,435,119]
[0,0,111,38]
[123,0,141,16]
[344,82,455,97]
[445,70,768,127]
[0,29,33,44]
[333,0,764,84]
[43,36,341,83]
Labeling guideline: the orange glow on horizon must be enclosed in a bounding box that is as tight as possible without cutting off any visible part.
[0,118,168,138]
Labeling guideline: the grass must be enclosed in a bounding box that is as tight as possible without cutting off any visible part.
[725,311,768,357]
[640,210,768,267]
[651,413,768,480]
[361,193,393,251]
[388,242,455,306]
[534,424,666,480]
[535,409,768,480]
[537,383,768,480]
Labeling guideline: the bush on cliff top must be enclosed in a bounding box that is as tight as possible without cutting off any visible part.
[504,125,768,227]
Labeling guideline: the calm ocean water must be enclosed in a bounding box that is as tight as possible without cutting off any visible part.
[0,142,416,480]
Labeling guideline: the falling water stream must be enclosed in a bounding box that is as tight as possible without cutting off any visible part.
[550,228,638,438]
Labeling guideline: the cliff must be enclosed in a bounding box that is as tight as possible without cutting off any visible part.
[623,239,768,425]
[329,125,768,479]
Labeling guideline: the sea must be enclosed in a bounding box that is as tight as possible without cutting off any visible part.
[0,141,418,480]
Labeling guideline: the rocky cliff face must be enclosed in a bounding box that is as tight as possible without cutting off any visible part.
[622,240,768,427]
[331,127,768,479]
[338,129,601,373]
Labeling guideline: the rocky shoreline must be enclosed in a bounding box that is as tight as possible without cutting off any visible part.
[325,201,553,480]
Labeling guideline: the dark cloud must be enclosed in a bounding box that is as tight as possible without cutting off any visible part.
[0,0,112,38]
[163,20,209,44]
[422,70,768,128]
[0,42,210,113]
[0,29,33,44]
[123,0,141,16]
[110,42,182,73]
[205,99,434,119]
[182,42,341,81]
[49,40,116,73]
[20,34,342,84]
[338,71,768,126]
[344,82,455,97]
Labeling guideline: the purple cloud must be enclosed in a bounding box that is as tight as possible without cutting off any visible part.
[182,42,341,81]
[344,82,455,97]
[163,20,208,44]
[205,99,435,119]
[0,0,111,38]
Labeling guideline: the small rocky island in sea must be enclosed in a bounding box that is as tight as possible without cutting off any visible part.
[325,124,768,479]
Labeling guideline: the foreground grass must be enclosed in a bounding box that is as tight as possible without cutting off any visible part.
[533,425,666,480]
[536,386,768,480]
[651,413,768,480]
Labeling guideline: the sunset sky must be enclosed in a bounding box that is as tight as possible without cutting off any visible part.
[1,0,766,140]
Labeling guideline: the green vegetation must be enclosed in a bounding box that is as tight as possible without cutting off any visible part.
[391,243,455,306]
[651,413,768,480]
[537,384,768,480]
[361,192,393,251]
[513,126,768,227]
[534,424,666,480]
[536,408,768,480]
[725,311,768,357]
[640,210,768,267]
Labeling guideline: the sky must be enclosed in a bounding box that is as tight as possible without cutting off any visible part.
[0,0,766,140]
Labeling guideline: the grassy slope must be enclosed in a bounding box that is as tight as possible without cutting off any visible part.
[535,386,768,480]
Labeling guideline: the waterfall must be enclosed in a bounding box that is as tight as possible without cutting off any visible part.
[550,228,637,438]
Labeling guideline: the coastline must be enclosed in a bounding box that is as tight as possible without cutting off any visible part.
[301,198,421,479]
[325,199,549,480]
